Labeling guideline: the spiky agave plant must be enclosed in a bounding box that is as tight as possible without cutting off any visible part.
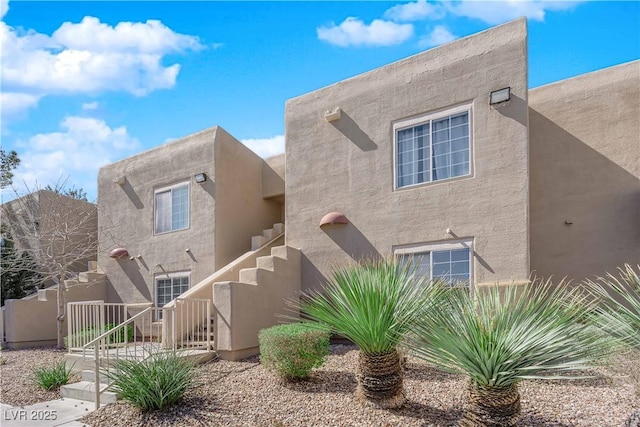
[297,258,432,409]
[586,264,640,349]
[404,281,612,427]
[586,265,640,427]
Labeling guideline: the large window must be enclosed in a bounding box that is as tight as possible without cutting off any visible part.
[395,106,471,189]
[396,240,472,287]
[156,272,190,308]
[155,183,189,234]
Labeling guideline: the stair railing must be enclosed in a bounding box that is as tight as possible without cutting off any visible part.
[82,306,159,408]
[79,297,212,409]
[67,301,151,353]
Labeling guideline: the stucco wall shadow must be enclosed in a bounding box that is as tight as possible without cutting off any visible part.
[322,222,381,262]
[529,107,639,281]
[111,258,152,302]
[120,178,144,209]
[330,110,378,151]
[493,93,528,127]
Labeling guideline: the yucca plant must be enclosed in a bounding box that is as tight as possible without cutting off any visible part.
[586,264,640,427]
[586,264,640,349]
[296,258,433,409]
[404,281,612,426]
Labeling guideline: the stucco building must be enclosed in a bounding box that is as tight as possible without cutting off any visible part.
[3,18,638,356]
[286,18,639,291]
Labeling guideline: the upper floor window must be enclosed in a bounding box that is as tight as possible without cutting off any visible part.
[395,105,471,189]
[155,182,189,234]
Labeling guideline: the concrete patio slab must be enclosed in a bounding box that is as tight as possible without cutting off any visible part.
[0,398,97,427]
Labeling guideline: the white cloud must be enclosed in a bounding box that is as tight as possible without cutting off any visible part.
[1,0,8,20]
[241,135,285,158]
[419,25,458,48]
[0,92,40,116]
[317,17,413,47]
[10,116,140,197]
[384,0,445,22]
[0,16,203,120]
[82,101,98,110]
[448,1,581,25]
[52,17,202,54]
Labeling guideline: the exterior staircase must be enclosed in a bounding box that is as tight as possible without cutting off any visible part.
[63,222,300,407]
[214,241,300,360]
[251,223,284,250]
[61,370,117,404]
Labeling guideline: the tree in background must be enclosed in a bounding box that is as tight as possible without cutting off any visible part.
[2,183,99,348]
[1,149,20,189]
[1,225,38,305]
[44,184,89,202]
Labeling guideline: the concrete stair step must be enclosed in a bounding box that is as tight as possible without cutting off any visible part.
[60,381,118,404]
[239,267,264,284]
[256,255,288,271]
[256,255,275,270]
[272,223,284,234]
[271,245,298,260]
[251,235,268,251]
[262,228,276,240]
[78,272,105,283]
[80,370,110,384]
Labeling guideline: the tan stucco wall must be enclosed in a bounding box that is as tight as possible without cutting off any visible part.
[214,245,301,360]
[285,19,530,290]
[98,128,218,304]
[529,60,640,281]
[213,128,282,270]
[98,125,282,305]
[263,154,285,200]
[4,279,106,349]
[1,190,98,283]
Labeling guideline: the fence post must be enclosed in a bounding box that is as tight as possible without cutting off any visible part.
[94,343,100,409]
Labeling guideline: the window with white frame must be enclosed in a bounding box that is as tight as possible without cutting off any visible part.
[396,240,473,286]
[395,105,471,189]
[155,272,190,310]
[155,182,189,234]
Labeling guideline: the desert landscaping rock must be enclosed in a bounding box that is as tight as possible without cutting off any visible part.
[1,345,638,426]
[0,347,80,407]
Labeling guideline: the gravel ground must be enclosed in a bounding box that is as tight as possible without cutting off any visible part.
[0,346,80,407]
[1,345,637,426]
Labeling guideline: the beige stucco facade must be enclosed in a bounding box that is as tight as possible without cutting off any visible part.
[4,275,107,349]
[2,190,98,286]
[286,19,531,291]
[97,126,282,306]
[6,18,638,354]
[529,61,640,281]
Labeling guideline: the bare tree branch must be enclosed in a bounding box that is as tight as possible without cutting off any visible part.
[1,181,113,348]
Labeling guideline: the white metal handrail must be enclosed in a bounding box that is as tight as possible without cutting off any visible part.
[84,306,154,408]
[67,302,152,352]
[77,298,212,408]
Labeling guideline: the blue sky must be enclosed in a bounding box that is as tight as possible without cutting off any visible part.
[1,0,638,200]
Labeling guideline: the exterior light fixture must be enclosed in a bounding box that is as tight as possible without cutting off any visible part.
[113,176,125,185]
[319,212,348,228]
[194,173,207,183]
[489,87,510,105]
[109,247,130,259]
[324,107,342,122]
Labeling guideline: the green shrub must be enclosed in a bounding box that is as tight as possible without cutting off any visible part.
[32,361,73,390]
[259,322,330,381]
[65,323,134,348]
[104,351,196,411]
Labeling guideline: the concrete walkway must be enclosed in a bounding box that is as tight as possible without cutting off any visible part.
[0,398,97,427]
